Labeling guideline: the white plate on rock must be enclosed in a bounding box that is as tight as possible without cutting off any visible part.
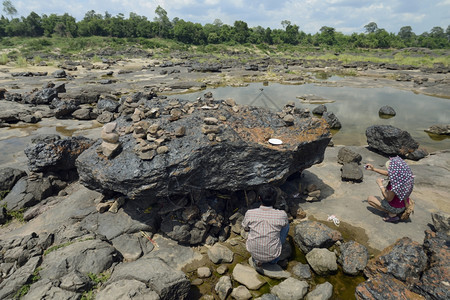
[268,138,283,145]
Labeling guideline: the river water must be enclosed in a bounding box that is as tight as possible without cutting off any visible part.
[175,81,450,152]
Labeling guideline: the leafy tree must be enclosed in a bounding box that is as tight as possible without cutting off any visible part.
[364,22,378,33]
[2,0,16,18]
[283,22,299,45]
[446,25,450,41]
[233,20,249,43]
[154,5,172,38]
[318,26,336,45]
[173,19,205,44]
[430,26,445,38]
[24,12,43,36]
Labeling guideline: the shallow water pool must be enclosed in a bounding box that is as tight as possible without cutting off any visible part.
[175,82,450,152]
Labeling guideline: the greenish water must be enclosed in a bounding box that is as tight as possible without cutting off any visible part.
[175,81,450,152]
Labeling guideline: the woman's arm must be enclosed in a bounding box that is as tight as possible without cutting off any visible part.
[366,163,388,176]
[376,178,395,201]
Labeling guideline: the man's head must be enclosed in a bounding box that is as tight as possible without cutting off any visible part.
[258,185,277,207]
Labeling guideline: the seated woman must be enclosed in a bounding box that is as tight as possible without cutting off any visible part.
[366,156,414,223]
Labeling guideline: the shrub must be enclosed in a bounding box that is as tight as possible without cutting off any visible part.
[0,53,8,65]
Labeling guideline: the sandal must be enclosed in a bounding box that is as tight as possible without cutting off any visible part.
[383,215,399,223]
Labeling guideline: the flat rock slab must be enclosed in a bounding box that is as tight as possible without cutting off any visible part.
[232,263,266,290]
[297,146,450,251]
[248,257,291,279]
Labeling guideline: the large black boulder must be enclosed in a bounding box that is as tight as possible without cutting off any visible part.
[25,136,94,173]
[365,125,419,156]
[76,97,331,202]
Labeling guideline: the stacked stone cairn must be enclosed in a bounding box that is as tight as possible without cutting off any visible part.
[98,122,121,159]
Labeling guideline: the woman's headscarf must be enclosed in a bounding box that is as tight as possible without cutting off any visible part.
[387,156,414,201]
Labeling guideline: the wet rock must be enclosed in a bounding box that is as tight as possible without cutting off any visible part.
[305,281,333,300]
[271,277,309,300]
[96,279,159,300]
[292,262,312,279]
[215,275,232,300]
[341,162,363,182]
[322,111,342,129]
[337,147,362,164]
[232,263,265,290]
[312,104,327,115]
[366,125,419,157]
[379,105,396,116]
[231,285,252,300]
[306,248,338,275]
[338,241,369,275]
[77,98,330,201]
[0,167,27,191]
[425,124,450,135]
[248,257,291,279]
[25,136,94,173]
[293,220,342,253]
[207,243,234,264]
[109,257,190,300]
[364,237,427,284]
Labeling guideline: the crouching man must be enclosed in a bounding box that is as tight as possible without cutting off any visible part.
[242,185,289,266]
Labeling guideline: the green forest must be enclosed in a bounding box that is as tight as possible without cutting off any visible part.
[1,4,450,50]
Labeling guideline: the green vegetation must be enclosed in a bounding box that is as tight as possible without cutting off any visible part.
[0,53,8,64]
[0,5,449,49]
[13,267,42,299]
[43,241,74,256]
[81,271,111,300]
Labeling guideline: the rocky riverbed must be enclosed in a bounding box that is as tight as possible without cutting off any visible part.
[0,50,449,299]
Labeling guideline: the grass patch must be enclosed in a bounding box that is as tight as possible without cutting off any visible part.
[81,271,111,300]
[15,56,27,68]
[43,241,74,256]
[0,53,8,65]
[13,267,42,299]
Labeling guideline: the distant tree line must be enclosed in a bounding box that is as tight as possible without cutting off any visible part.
[1,5,449,49]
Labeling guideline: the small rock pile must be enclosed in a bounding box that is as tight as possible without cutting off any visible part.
[97,122,121,159]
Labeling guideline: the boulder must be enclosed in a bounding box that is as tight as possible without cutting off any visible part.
[431,212,450,234]
[379,105,396,116]
[52,69,67,78]
[305,281,333,300]
[340,162,363,182]
[425,124,450,135]
[306,248,338,275]
[24,88,58,105]
[24,279,80,300]
[76,97,330,202]
[25,136,94,173]
[97,98,120,113]
[356,273,424,300]
[231,285,252,300]
[52,98,80,119]
[215,276,232,300]
[364,237,428,284]
[207,243,234,264]
[338,241,369,275]
[322,111,342,129]
[39,239,118,281]
[0,167,27,191]
[232,263,266,290]
[312,104,327,115]
[109,257,190,300]
[271,277,309,300]
[337,147,362,164]
[366,125,419,157]
[292,262,312,279]
[0,256,41,299]
[293,221,342,253]
[96,279,159,300]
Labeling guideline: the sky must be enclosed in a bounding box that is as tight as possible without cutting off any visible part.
[7,0,450,35]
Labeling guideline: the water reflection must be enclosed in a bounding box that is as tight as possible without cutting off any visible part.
[174,82,450,152]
